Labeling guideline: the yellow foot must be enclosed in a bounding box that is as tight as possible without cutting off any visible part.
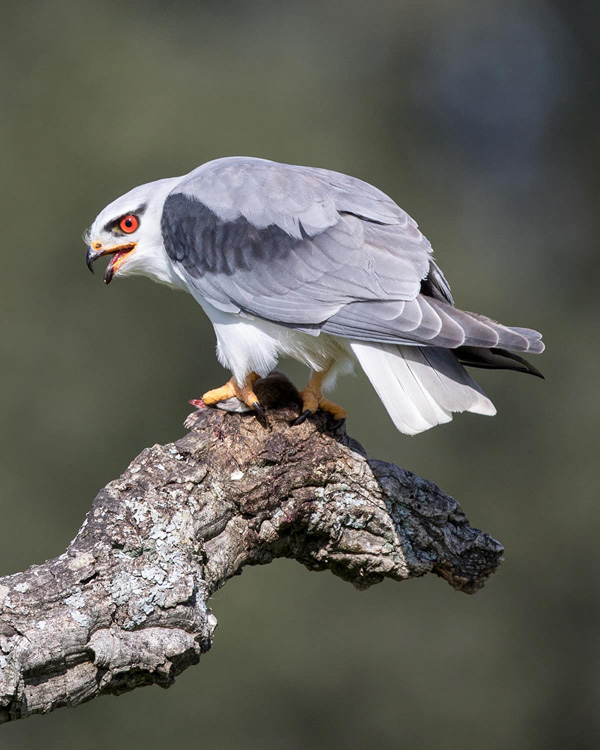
[294,386,347,427]
[185,373,266,430]
[201,372,262,412]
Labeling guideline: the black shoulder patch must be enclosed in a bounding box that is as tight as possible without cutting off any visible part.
[160,193,299,279]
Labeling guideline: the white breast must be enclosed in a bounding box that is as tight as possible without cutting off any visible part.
[196,299,353,388]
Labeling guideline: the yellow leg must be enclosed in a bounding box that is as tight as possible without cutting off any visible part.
[295,368,347,425]
[202,372,261,410]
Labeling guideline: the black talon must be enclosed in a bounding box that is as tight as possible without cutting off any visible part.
[293,409,313,426]
[330,417,346,430]
[252,401,268,425]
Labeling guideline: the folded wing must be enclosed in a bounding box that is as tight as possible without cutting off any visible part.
[161,157,433,324]
[161,156,543,355]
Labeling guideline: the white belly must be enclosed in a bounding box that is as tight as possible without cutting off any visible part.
[198,300,353,387]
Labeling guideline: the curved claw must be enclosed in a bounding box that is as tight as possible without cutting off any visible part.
[252,401,267,421]
[252,401,269,427]
[330,417,346,430]
[293,409,313,426]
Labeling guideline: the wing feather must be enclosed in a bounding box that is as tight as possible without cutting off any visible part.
[322,296,544,352]
[161,157,433,324]
[161,157,544,355]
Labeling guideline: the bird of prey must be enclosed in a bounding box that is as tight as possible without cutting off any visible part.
[85,156,544,435]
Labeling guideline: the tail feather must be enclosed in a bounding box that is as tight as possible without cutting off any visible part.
[351,341,496,435]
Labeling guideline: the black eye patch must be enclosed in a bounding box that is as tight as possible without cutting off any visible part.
[103,203,147,233]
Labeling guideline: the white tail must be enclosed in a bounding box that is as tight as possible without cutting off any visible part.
[350,342,496,435]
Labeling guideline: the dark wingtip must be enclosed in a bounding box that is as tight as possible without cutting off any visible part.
[457,346,545,379]
[502,349,545,379]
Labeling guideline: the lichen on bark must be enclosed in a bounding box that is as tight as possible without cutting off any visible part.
[0,375,503,724]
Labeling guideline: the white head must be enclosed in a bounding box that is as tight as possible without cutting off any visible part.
[85,176,182,286]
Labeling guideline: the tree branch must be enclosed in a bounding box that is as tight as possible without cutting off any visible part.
[0,374,503,724]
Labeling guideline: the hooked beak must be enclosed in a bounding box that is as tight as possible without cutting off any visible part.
[86,243,137,284]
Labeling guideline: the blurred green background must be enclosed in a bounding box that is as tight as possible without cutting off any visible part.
[0,0,598,747]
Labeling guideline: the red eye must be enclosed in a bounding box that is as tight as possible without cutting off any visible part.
[119,214,139,234]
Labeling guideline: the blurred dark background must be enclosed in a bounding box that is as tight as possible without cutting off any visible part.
[0,0,598,747]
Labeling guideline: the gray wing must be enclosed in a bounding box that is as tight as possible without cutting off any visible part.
[161,157,432,325]
[161,157,544,353]
[321,298,545,352]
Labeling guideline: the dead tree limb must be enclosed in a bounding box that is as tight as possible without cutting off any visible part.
[0,375,503,724]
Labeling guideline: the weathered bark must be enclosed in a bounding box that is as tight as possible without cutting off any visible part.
[0,376,503,724]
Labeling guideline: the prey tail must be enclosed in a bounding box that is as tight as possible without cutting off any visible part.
[455,346,545,379]
[350,342,496,436]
